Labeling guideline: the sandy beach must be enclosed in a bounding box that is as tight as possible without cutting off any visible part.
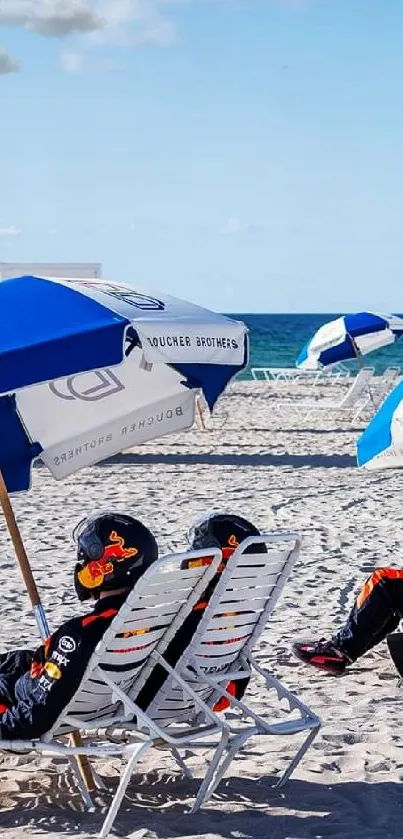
[1,378,403,839]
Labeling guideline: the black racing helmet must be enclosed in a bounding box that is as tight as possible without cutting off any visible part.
[187,511,266,556]
[73,511,158,601]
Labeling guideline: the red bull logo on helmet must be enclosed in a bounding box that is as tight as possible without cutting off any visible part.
[78,530,138,590]
[188,533,240,573]
[222,534,240,561]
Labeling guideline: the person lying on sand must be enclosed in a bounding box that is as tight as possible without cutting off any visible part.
[292,566,403,676]
[0,511,158,739]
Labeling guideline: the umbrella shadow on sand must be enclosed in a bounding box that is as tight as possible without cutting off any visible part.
[0,769,402,838]
[103,452,356,469]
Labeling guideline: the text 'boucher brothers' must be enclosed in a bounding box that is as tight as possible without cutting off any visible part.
[147,335,239,350]
[52,406,185,467]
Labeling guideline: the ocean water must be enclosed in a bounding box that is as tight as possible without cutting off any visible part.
[226,313,403,379]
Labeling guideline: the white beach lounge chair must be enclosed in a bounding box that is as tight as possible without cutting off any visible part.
[251,365,350,383]
[304,366,401,423]
[0,547,225,838]
[362,366,401,417]
[138,532,321,811]
[295,366,376,422]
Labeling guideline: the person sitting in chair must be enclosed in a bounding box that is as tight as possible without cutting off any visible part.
[135,511,266,712]
[292,566,403,677]
[0,512,158,740]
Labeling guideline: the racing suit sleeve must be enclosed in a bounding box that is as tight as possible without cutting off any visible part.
[0,617,107,740]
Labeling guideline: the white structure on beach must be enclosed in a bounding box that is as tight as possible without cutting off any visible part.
[0,262,102,280]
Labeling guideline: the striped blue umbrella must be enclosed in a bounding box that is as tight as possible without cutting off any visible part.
[0,275,248,494]
[357,380,403,469]
[297,312,403,370]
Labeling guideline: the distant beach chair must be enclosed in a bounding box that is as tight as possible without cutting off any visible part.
[140,532,320,811]
[300,366,376,422]
[0,548,224,838]
[268,366,375,422]
[251,365,350,383]
[251,367,316,381]
[363,366,401,416]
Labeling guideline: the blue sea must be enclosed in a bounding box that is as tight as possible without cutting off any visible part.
[226,313,403,379]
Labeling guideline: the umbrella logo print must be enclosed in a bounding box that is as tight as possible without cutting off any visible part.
[49,369,125,402]
[67,280,165,310]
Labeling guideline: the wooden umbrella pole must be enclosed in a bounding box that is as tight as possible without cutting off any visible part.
[0,470,50,637]
[196,395,206,431]
[0,468,96,795]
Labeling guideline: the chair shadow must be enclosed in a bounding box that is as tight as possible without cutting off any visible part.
[1,769,402,838]
[101,452,356,469]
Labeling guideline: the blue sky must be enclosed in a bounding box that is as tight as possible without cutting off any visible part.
[0,0,402,312]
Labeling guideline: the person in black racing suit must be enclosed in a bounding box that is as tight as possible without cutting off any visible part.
[0,511,158,740]
[135,512,266,713]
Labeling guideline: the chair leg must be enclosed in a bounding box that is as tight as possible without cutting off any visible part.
[69,756,95,811]
[196,730,251,804]
[98,741,152,839]
[170,747,194,779]
[190,731,230,814]
[352,398,369,423]
[273,724,320,789]
[91,766,108,791]
[195,721,320,805]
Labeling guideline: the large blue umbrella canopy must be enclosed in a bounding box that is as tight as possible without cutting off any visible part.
[0,275,248,493]
[297,312,403,370]
[357,380,403,469]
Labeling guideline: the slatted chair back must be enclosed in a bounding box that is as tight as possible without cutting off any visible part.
[144,532,301,722]
[44,549,222,740]
[339,367,374,408]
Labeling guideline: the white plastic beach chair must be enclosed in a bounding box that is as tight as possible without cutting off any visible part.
[312,366,401,422]
[139,532,320,811]
[361,366,401,417]
[0,548,224,838]
[251,366,350,383]
[295,366,376,422]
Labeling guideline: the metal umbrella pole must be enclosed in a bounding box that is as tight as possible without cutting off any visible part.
[0,468,96,799]
[348,332,362,368]
[348,332,375,408]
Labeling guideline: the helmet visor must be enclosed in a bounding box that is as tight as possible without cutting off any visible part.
[186,509,233,547]
[72,509,132,545]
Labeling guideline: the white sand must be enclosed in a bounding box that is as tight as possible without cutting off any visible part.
[1,379,403,838]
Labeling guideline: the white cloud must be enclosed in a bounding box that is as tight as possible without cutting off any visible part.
[89,1,178,46]
[0,2,250,69]
[0,1,103,36]
[0,49,20,74]
[0,1,187,51]
[60,49,85,72]
[221,217,253,235]
[0,225,22,236]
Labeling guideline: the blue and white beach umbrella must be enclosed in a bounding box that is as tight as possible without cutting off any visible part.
[0,275,248,494]
[357,380,403,470]
[297,312,403,371]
